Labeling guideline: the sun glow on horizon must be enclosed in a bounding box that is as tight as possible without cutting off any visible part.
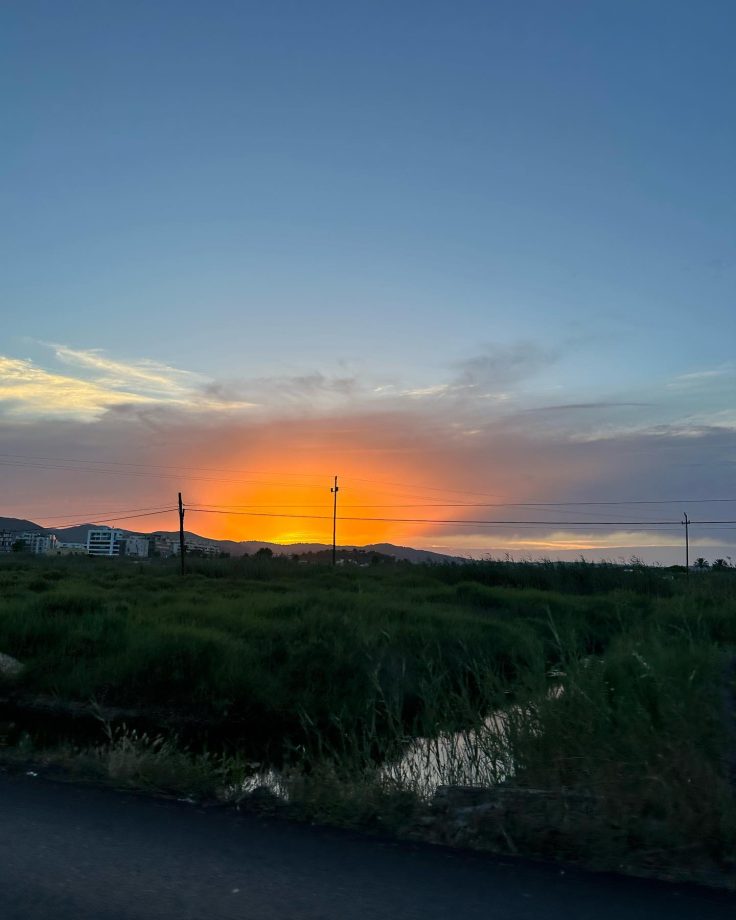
[171,439,438,546]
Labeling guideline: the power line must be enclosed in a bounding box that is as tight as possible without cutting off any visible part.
[0,453,503,499]
[341,475,505,500]
[39,508,177,530]
[0,454,736,508]
[339,476,736,506]
[186,507,728,528]
[185,501,686,510]
[0,459,327,490]
[3,495,734,532]
[1,453,733,508]
[185,501,691,522]
[0,453,328,481]
[19,505,178,523]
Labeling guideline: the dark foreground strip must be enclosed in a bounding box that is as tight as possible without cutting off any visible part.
[0,772,733,920]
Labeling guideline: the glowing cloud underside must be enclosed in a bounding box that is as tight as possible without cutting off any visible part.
[0,351,256,420]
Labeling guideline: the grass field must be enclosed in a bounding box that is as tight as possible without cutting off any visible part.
[1,553,734,884]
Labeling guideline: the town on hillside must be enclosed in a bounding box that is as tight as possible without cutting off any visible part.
[0,527,219,559]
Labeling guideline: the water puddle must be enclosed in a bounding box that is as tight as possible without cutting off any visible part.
[381,712,513,798]
[228,711,516,803]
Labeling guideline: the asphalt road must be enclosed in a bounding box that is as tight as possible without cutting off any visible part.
[0,772,733,920]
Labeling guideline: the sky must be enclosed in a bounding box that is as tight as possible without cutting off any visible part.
[1,1,735,562]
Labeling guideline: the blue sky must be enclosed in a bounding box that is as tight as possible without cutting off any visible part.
[1,2,734,559]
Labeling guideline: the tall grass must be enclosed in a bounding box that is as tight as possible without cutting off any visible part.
[0,556,558,744]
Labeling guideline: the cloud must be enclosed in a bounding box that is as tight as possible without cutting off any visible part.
[452,342,556,392]
[2,343,390,422]
[1,338,567,424]
[0,356,159,420]
[4,339,735,451]
[395,343,556,405]
[252,372,360,402]
[192,370,367,416]
[0,348,256,421]
[525,402,651,412]
[403,384,452,399]
[497,531,712,551]
[668,364,734,387]
[51,344,203,397]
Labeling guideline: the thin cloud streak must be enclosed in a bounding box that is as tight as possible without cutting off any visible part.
[51,343,204,395]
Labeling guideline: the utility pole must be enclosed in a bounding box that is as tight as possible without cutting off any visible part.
[178,492,186,576]
[331,475,339,566]
[683,512,690,576]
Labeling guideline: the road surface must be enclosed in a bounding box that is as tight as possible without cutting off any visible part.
[0,771,732,919]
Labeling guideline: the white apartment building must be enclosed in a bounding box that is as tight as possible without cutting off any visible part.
[86,529,125,557]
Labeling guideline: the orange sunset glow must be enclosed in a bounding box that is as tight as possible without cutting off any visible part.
[106,414,470,547]
[4,397,731,566]
[176,437,445,547]
[187,475,414,546]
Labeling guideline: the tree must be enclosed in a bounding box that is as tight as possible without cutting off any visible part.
[693,557,710,570]
[712,558,731,570]
[255,547,273,558]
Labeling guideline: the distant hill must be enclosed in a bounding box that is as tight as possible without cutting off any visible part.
[0,517,44,533]
[150,531,465,564]
[0,517,465,564]
[47,523,99,543]
[363,542,465,564]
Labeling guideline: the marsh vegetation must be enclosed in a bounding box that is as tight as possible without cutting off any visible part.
[0,554,734,885]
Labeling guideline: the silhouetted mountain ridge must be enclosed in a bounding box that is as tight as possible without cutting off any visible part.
[0,517,44,533]
[0,517,465,563]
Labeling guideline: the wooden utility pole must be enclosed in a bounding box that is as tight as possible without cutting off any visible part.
[178,492,186,576]
[683,512,690,575]
[331,475,339,566]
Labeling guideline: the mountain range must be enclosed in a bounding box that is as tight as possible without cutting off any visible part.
[0,517,465,564]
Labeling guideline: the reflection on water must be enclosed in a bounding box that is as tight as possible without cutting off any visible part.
[381,711,513,798]
[232,710,516,802]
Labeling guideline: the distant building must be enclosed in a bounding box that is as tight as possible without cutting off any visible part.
[0,530,57,554]
[151,535,176,558]
[86,529,125,557]
[171,538,219,557]
[55,542,87,555]
[0,530,23,553]
[19,531,57,555]
[123,535,151,558]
